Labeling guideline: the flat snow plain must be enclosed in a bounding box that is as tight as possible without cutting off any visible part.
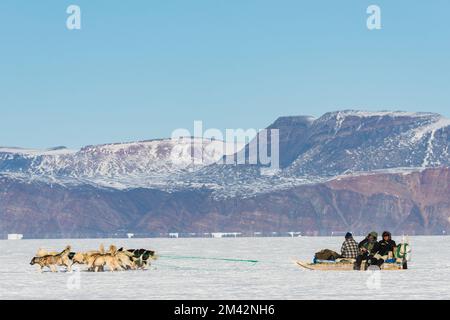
[0,237,449,299]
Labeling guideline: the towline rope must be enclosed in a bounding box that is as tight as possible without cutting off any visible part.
[159,254,258,264]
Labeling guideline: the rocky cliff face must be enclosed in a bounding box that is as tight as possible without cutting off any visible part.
[1,168,449,236]
[1,110,450,236]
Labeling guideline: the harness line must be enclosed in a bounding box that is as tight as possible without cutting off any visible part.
[159,254,258,264]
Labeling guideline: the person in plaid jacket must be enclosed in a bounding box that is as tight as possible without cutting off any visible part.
[340,232,359,259]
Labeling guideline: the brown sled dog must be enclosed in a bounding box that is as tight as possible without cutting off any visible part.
[116,248,136,270]
[30,246,72,272]
[82,245,136,271]
[35,246,75,272]
[86,245,122,272]
[71,244,106,269]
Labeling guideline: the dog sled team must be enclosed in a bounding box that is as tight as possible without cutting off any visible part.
[30,244,157,273]
[297,231,412,271]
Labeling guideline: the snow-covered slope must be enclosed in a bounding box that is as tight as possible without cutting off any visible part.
[0,146,76,156]
[0,138,243,189]
[180,110,450,198]
[2,110,450,236]
[1,110,450,195]
[285,110,450,176]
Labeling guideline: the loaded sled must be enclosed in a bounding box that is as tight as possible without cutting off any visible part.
[296,241,411,271]
[295,258,406,271]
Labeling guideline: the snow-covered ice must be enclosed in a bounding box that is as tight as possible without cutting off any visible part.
[0,237,449,300]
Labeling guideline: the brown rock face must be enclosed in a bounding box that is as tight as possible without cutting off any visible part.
[324,168,450,235]
[1,168,449,237]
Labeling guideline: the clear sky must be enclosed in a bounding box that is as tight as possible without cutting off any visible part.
[0,0,449,149]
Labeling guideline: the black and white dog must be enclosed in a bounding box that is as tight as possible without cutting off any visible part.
[118,248,156,269]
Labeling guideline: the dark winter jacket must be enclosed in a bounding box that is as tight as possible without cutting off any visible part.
[358,238,381,255]
[378,239,396,256]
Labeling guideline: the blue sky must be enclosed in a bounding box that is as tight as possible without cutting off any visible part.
[0,0,449,149]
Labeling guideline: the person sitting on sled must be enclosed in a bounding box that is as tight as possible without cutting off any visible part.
[340,232,359,259]
[376,231,397,263]
[354,231,383,270]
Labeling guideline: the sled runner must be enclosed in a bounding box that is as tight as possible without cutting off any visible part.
[295,259,404,271]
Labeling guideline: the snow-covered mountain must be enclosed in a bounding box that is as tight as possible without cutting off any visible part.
[1,110,450,194]
[1,110,450,236]
[285,110,450,176]
[227,110,450,171]
[0,138,243,189]
[184,110,450,198]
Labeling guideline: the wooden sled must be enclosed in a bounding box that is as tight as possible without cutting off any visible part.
[295,260,405,271]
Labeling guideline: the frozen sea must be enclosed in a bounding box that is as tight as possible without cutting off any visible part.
[0,236,449,300]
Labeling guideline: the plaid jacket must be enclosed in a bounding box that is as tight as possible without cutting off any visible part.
[341,238,359,259]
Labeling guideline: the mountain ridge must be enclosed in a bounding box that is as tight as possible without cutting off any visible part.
[1,110,450,236]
